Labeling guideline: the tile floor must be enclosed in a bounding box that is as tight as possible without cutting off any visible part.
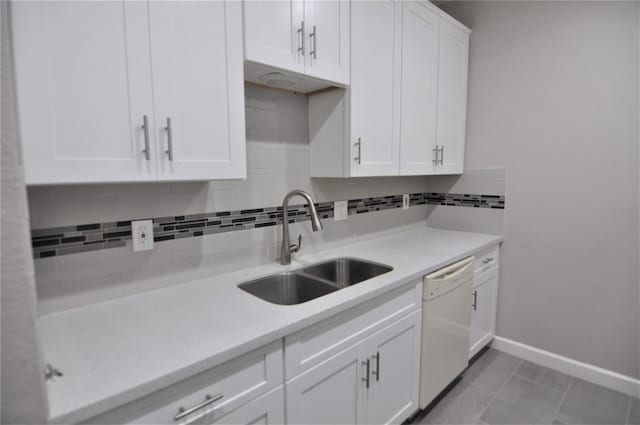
[411,348,639,425]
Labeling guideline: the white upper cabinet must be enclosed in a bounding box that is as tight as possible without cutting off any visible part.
[148,1,246,181]
[243,0,349,86]
[309,1,469,178]
[350,0,402,177]
[12,1,246,184]
[11,1,155,184]
[435,17,470,175]
[243,1,305,75]
[399,2,440,176]
[303,0,350,85]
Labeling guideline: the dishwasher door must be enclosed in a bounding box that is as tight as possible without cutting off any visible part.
[419,257,474,409]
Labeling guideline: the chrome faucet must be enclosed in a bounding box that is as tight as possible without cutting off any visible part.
[280,190,323,265]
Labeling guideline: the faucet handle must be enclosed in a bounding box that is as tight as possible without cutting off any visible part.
[290,234,302,253]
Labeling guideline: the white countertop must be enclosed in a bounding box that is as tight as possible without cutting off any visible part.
[39,226,502,423]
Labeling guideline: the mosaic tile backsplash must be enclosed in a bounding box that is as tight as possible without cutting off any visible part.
[31,192,505,258]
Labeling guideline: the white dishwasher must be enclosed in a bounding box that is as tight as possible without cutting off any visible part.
[419,256,474,409]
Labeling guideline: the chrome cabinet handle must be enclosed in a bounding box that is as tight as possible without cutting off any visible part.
[438,146,444,165]
[164,117,174,161]
[371,352,380,381]
[142,115,150,161]
[297,21,305,56]
[354,138,362,164]
[362,359,370,388]
[472,290,478,311]
[432,145,439,165]
[309,25,317,59]
[173,393,223,422]
[482,257,494,264]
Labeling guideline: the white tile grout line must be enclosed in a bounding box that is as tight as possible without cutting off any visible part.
[549,376,574,425]
[469,354,524,424]
[625,394,633,425]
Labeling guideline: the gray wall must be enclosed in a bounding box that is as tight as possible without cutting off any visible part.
[1,1,49,422]
[441,1,640,378]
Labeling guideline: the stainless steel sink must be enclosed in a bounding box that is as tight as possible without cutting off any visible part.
[302,257,393,288]
[238,272,338,305]
[238,258,393,305]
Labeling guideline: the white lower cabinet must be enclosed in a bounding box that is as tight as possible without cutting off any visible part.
[469,261,499,359]
[286,310,422,425]
[208,386,284,425]
[84,283,423,425]
[83,342,283,425]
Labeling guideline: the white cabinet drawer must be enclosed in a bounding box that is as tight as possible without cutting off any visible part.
[208,385,284,425]
[284,281,421,380]
[85,341,283,425]
[474,245,499,274]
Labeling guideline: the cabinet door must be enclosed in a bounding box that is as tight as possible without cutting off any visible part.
[243,0,305,75]
[286,341,367,425]
[304,0,350,85]
[470,267,498,359]
[399,2,439,176]
[207,386,284,425]
[350,0,402,176]
[436,18,469,175]
[11,1,155,184]
[149,1,246,181]
[366,311,421,425]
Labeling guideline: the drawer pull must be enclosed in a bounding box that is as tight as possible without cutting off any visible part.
[371,352,380,381]
[481,257,494,265]
[173,393,223,421]
[362,359,370,389]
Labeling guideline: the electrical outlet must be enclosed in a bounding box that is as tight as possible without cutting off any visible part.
[132,220,155,252]
[403,194,409,209]
[334,200,348,221]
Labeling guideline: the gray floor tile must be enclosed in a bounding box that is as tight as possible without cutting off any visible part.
[420,380,495,425]
[628,397,639,425]
[480,375,565,425]
[515,360,572,392]
[556,378,630,424]
[462,348,523,392]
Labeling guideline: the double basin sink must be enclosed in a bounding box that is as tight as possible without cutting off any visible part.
[238,258,393,305]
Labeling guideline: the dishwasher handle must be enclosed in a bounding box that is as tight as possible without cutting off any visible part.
[425,257,474,282]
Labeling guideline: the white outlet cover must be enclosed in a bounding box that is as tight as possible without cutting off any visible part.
[403,194,409,209]
[132,219,155,252]
[334,200,348,221]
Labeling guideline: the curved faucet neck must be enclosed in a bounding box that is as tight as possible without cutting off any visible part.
[280,190,323,265]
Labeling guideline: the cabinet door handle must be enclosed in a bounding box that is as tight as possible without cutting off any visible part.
[173,393,223,421]
[164,117,174,161]
[141,115,150,161]
[371,352,380,381]
[354,138,362,164]
[297,21,305,56]
[482,257,494,264]
[309,25,317,59]
[439,146,445,165]
[472,290,478,311]
[362,359,370,388]
[432,145,439,165]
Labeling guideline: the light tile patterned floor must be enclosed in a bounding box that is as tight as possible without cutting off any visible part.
[410,348,639,425]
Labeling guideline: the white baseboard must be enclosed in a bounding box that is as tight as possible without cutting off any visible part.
[491,336,640,397]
